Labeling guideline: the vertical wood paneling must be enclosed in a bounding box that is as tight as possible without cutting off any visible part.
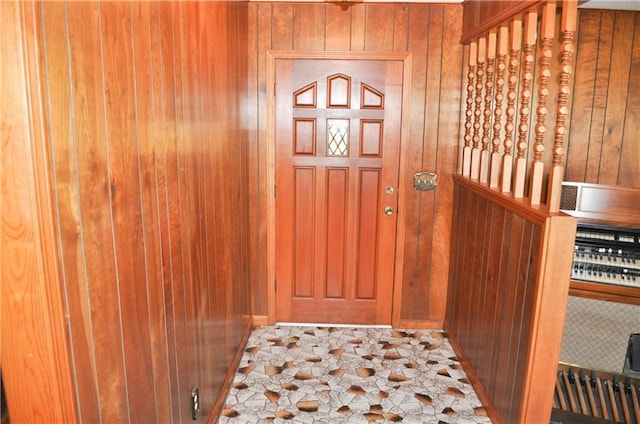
[1,2,78,422]
[392,5,409,52]
[326,6,351,51]
[100,4,158,421]
[273,4,294,50]
[566,10,640,188]
[199,2,217,410]
[158,3,185,420]
[40,3,104,422]
[66,3,130,421]
[478,204,506,385]
[401,5,430,319]
[423,6,451,320]
[248,3,464,323]
[2,1,252,422]
[247,4,262,318]
[294,4,326,50]
[586,12,613,182]
[174,3,202,414]
[446,177,575,423]
[254,4,272,318]
[365,5,394,51]
[564,11,599,182]
[431,4,464,320]
[599,12,634,185]
[620,13,640,187]
[350,4,366,51]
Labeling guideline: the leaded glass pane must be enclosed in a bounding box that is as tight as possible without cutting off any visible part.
[327,119,349,157]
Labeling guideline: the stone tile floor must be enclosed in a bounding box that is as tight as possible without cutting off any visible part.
[219,325,492,423]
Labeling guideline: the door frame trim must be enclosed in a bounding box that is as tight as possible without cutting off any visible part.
[266,50,412,326]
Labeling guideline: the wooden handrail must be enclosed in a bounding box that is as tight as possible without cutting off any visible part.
[461,0,543,44]
[459,0,578,210]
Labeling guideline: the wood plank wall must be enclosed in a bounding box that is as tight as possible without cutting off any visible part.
[461,0,541,43]
[248,3,464,323]
[1,2,78,422]
[566,10,640,188]
[1,1,251,422]
[446,176,576,423]
[448,180,541,422]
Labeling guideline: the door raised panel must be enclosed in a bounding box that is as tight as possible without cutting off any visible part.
[275,58,403,324]
[294,119,316,155]
[327,74,351,108]
[294,167,315,298]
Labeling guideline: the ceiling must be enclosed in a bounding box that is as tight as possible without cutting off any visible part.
[579,0,640,11]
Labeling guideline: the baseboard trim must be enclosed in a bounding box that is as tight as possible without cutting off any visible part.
[252,315,270,326]
[252,317,443,328]
[209,317,254,423]
[394,319,444,329]
[443,322,502,424]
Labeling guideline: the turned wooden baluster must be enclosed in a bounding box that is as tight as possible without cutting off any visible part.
[548,0,577,212]
[463,41,477,178]
[471,38,486,180]
[501,17,522,193]
[530,1,556,205]
[514,11,537,198]
[490,26,508,188]
[480,32,496,184]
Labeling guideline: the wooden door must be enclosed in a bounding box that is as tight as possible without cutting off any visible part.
[275,59,404,324]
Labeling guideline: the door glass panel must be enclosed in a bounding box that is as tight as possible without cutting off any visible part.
[327,119,349,157]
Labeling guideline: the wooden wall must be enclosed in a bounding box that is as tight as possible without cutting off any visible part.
[1,1,251,422]
[566,9,640,188]
[248,2,464,323]
[461,0,541,42]
[446,176,576,423]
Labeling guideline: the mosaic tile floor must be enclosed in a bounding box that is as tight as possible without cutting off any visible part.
[219,326,492,423]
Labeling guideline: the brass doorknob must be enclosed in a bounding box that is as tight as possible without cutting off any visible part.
[384,206,393,216]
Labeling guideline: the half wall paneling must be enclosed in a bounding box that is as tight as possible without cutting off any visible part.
[1,1,251,422]
[446,178,576,423]
[451,2,579,421]
[248,3,464,324]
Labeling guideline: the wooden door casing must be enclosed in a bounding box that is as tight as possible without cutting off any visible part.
[274,58,405,324]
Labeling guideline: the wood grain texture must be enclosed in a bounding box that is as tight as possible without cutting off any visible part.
[566,10,640,188]
[400,4,431,321]
[461,0,542,44]
[248,3,464,322]
[2,1,252,422]
[446,176,576,423]
[461,7,640,201]
[1,2,78,422]
[430,5,463,321]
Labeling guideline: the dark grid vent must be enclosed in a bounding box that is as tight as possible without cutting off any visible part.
[560,185,578,210]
